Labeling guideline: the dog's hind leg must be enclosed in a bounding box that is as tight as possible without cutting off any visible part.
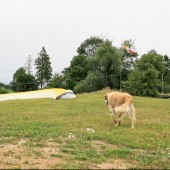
[108,106,117,125]
[110,111,117,125]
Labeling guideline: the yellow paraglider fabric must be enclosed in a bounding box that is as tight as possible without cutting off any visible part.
[0,88,76,101]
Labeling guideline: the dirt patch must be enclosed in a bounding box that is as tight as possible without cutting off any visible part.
[0,138,64,169]
[91,140,135,169]
[92,140,117,151]
[0,138,138,169]
[93,159,132,169]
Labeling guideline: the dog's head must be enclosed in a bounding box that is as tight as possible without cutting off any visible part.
[104,93,108,105]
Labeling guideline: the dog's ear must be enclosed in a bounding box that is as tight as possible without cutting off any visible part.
[104,93,108,105]
[104,93,107,100]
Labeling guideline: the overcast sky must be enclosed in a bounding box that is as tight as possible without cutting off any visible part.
[0,0,170,84]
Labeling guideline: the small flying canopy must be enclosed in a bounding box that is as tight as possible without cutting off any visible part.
[123,44,135,55]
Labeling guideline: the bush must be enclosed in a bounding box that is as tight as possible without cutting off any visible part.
[157,83,170,93]
[0,87,13,94]
[74,71,107,93]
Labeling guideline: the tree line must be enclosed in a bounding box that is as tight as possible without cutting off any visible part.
[9,47,52,92]
[1,36,170,97]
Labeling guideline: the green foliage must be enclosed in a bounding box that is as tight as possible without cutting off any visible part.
[60,38,139,92]
[0,83,12,94]
[77,36,103,57]
[48,73,66,88]
[74,71,107,93]
[10,67,37,92]
[63,55,88,89]
[86,57,100,72]
[35,47,52,89]
[137,50,164,77]
[95,40,122,89]
[124,68,159,97]
[124,50,164,97]
[163,55,170,92]
[163,55,170,78]
[60,38,139,93]
[0,87,13,94]
[0,82,11,89]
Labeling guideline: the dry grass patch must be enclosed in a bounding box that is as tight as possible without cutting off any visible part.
[0,138,65,169]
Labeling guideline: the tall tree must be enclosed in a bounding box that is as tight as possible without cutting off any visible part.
[63,55,88,89]
[77,36,103,57]
[95,40,122,89]
[124,50,164,97]
[35,47,52,89]
[24,55,33,75]
[161,55,170,93]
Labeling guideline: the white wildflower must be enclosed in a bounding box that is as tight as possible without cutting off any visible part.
[86,128,95,133]
[68,133,75,139]
[59,135,63,139]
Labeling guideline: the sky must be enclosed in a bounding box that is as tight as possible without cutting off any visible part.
[0,0,170,84]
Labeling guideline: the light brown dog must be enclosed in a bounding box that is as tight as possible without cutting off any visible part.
[105,91,136,128]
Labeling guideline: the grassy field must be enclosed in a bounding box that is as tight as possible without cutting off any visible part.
[0,91,169,169]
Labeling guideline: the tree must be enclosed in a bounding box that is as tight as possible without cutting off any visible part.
[0,82,11,89]
[120,39,138,82]
[24,55,33,75]
[74,71,107,93]
[48,73,66,88]
[124,67,159,97]
[77,36,104,57]
[136,50,164,78]
[35,47,52,89]
[10,67,37,92]
[63,55,88,89]
[124,50,164,97]
[162,55,170,92]
[0,82,13,94]
[95,40,122,89]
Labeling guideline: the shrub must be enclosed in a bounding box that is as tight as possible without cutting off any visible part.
[0,87,13,94]
[74,71,107,93]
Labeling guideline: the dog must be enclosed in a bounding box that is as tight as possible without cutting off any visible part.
[105,91,136,128]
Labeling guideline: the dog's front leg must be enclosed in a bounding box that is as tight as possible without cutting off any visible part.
[109,108,117,125]
[117,114,122,126]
